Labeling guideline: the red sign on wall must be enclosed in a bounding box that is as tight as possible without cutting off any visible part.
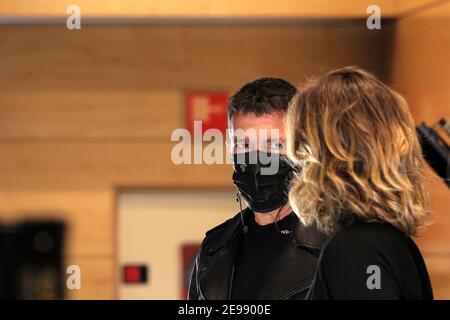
[181,243,200,300]
[185,92,228,134]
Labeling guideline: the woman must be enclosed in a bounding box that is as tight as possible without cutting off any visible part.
[286,66,434,299]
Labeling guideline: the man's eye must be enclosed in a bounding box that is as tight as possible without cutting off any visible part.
[235,141,249,150]
[269,141,284,150]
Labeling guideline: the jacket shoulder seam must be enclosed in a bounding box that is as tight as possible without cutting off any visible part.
[204,211,243,236]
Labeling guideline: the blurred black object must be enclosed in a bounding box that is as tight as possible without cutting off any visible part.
[417,118,450,188]
[0,220,65,300]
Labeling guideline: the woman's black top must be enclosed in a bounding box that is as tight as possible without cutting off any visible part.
[307,220,433,300]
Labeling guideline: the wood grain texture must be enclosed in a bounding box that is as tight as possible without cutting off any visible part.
[0,24,387,91]
[389,3,450,123]
[0,141,234,189]
[0,0,397,18]
[0,91,183,139]
[390,0,450,300]
[0,189,115,256]
[65,257,116,299]
[422,255,450,299]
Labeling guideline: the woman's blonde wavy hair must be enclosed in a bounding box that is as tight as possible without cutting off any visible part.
[287,66,432,237]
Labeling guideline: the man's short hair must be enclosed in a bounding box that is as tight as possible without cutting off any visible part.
[228,77,297,122]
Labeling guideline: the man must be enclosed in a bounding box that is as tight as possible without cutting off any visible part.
[188,78,328,300]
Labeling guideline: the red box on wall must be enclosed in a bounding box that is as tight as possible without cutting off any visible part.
[185,92,228,134]
[122,265,147,284]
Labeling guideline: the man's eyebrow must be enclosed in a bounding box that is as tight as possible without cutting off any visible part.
[265,138,286,143]
[233,136,250,142]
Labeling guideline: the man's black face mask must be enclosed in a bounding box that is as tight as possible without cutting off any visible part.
[232,150,295,213]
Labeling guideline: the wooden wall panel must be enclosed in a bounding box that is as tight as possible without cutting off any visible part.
[423,255,450,300]
[0,190,116,298]
[394,0,449,16]
[390,0,450,300]
[389,3,450,123]
[0,189,115,256]
[65,258,116,300]
[0,91,183,139]
[1,0,440,20]
[0,25,387,92]
[0,142,233,189]
[0,0,397,18]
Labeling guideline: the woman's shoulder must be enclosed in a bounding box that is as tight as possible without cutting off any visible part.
[312,220,430,299]
[322,220,410,259]
[334,219,406,239]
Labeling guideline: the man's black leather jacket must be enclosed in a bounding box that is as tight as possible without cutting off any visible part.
[188,208,328,300]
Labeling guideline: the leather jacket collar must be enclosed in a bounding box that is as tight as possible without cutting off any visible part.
[196,208,328,300]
